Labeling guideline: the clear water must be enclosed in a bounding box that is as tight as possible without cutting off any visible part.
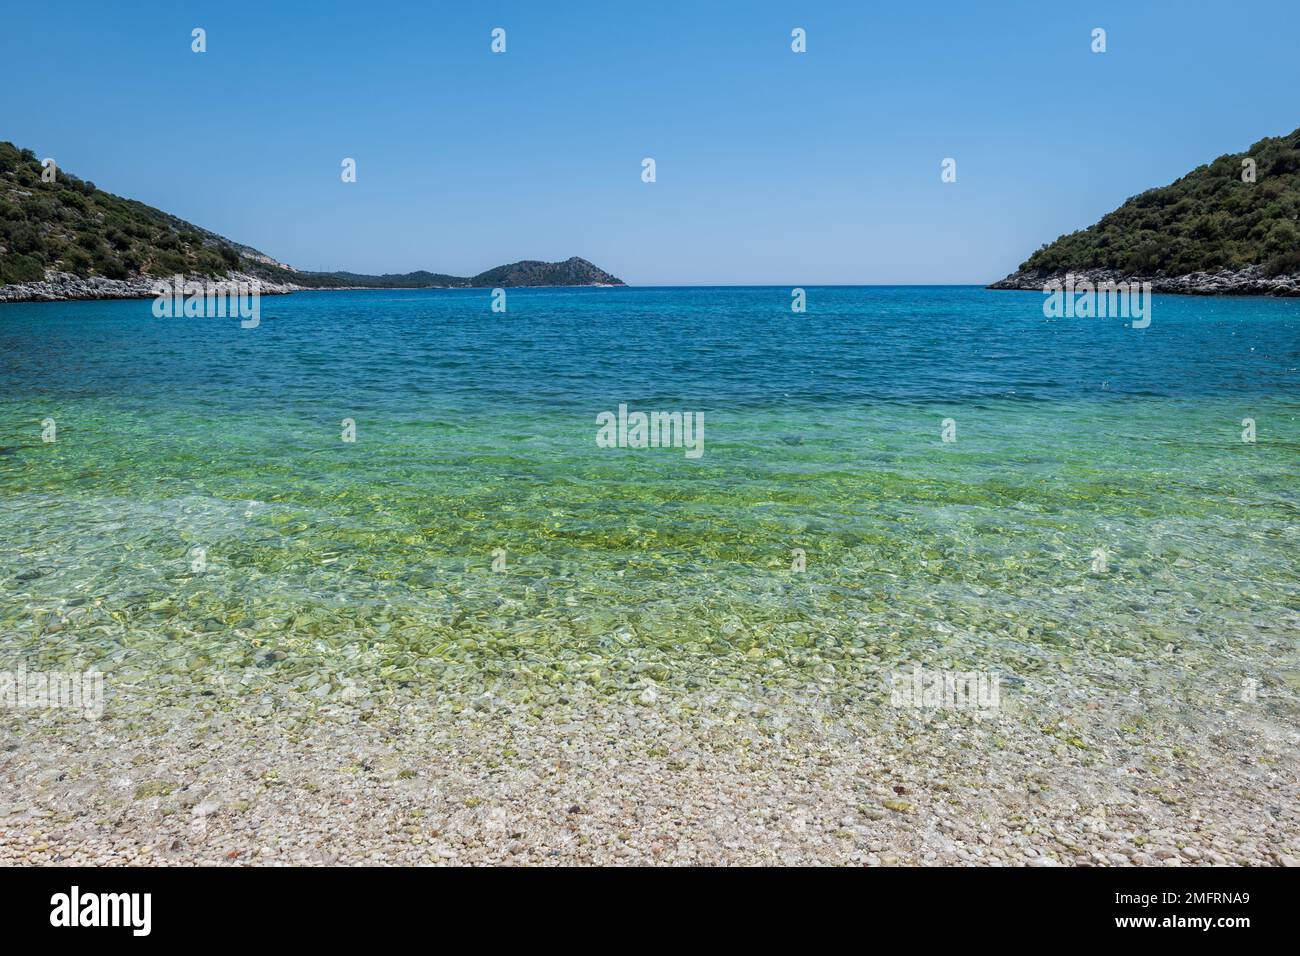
[1,287,1297,712]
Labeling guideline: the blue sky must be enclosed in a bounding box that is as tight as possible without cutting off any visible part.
[2,0,1296,284]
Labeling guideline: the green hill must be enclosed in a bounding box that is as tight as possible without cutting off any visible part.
[1004,127,1300,279]
[298,258,623,289]
[0,142,258,285]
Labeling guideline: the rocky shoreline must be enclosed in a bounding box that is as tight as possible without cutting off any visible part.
[0,271,303,304]
[989,265,1300,297]
[0,271,623,303]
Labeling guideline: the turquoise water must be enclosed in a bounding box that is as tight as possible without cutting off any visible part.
[1,287,1297,710]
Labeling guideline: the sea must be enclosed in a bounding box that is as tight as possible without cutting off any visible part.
[1,286,1296,713]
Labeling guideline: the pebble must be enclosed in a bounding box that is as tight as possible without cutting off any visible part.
[1,682,1290,867]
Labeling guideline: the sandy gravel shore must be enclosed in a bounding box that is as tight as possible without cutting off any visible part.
[2,675,1295,866]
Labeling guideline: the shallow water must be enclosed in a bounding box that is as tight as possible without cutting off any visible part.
[1,287,1297,711]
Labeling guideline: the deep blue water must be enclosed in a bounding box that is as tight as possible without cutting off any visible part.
[2,286,1297,414]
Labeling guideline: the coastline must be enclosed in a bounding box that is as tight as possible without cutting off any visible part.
[989,265,1300,297]
[0,272,300,304]
[0,272,623,304]
[8,270,1300,303]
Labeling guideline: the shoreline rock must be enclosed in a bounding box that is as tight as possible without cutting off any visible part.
[0,271,625,304]
[0,271,302,304]
[988,265,1300,297]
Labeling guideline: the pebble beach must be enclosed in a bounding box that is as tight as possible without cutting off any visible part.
[3,661,1296,865]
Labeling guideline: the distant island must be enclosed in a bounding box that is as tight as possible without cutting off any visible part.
[990,126,1300,296]
[0,141,623,302]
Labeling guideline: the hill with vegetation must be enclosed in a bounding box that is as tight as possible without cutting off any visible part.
[0,142,623,294]
[300,257,623,289]
[0,142,257,286]
[991,127,1300,292]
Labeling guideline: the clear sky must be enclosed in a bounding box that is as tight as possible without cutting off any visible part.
[2,0,1295,285]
